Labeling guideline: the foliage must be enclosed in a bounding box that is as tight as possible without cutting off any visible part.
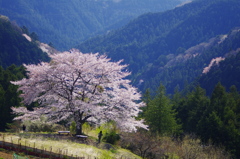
[120,130,163,159]
[198,50,240,95]
[143,84,181,135]
[103,130,120,145]
[11,49,147,135]
[119,131,231,159]
[5,121,22,133]
[70,121,76,135]
[175,85,209,133]
[96,121,121,145]
[78,0,240,95]
[0,65,26,131]
[174,83,240,158]
[22,116,64,132]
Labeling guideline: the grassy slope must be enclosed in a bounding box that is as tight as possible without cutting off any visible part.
[0,133,141,159]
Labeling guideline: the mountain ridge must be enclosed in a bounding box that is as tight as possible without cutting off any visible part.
[0,0,182,50]
[0,16,50,68]
[77,0,240,94]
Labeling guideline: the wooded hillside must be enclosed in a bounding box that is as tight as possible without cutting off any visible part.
[78,0,240,94]
[0,0,181,50]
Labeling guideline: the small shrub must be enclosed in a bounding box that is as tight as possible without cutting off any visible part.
[5,121,21,132]
[63,155,70,159]
[70,121,76,134]
[97,121,120,145]
[82,122,91,134]
[17,152,26,157]
[110,148,117,153]
[103,130,120,145]
[26,148,33,152]
[23,116,64,132]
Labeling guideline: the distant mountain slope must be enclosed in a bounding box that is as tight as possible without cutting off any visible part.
[0,16,49,68]
[197,52,240,95]
[78,0,240,93]
[147,28,240,94]
[196,29,240,95]
[0,0,181,50]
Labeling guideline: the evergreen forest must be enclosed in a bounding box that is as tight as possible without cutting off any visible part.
[78,0,240,94]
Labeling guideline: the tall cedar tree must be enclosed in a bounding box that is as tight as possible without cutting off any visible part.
[144,84,180,135]
[0,65,25,131]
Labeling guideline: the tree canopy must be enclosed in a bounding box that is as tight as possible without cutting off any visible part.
[11,49,147,134]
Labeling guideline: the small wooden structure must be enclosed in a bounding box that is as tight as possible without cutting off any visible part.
[58,131,70,135]
[76,135,88,142]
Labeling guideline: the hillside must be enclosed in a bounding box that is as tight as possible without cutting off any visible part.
[196,29,240,95]
[0,0,182,50]
[0,16,50,68]
[0,17,49,131]
[77,0,240,94]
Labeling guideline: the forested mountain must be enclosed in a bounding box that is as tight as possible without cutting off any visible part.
[0,0,182,50]
[78,0,240,94]
[0,16,50,68]
[144,28,240,95]
[196,37,240,96]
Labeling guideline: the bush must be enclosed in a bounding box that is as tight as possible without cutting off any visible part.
[5,121,22,132]
[23,116,64,132]
[103,130,120,145]
[70,121,76,134]
[119,130,163,159]
[97,121,120,145]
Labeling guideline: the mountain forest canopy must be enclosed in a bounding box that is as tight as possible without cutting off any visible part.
[0,16,50,68]
[78,0,240,94]
[0,0,182,50]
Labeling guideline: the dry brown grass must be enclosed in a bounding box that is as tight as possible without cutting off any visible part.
[120,132,231,159]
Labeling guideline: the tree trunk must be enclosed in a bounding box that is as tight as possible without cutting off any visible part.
[74,111,83,135]
[76,122,83,135]
[74,111,92,135]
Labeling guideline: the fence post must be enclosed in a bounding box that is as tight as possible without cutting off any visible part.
[11,137,13,149]
[19,138,21,152]
[41,145,44,156]
[2,134,4,146]
[50,146,52,157]
[58,148,60,158]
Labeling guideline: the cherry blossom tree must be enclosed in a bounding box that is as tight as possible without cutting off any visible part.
[11,49,147,135]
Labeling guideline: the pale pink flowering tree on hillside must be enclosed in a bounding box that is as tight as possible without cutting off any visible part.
[11,49,147,135]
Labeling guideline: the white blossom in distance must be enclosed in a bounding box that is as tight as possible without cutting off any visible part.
[11,49,147,134]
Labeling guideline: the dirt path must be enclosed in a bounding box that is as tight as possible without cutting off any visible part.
[0,151,13,159]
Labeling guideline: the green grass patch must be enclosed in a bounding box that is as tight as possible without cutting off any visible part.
[0,148,5,151]
[0,133,141,159]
